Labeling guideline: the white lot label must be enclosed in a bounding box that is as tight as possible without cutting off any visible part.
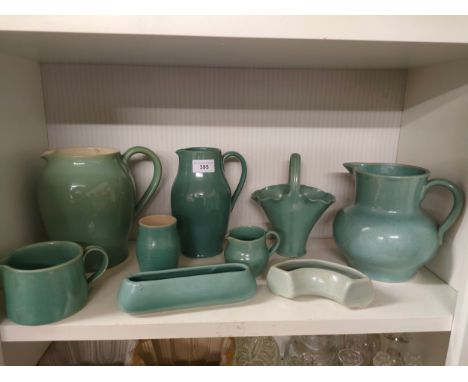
[192,159,215,173]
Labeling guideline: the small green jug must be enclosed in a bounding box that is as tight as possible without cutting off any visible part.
[224,226,280,277]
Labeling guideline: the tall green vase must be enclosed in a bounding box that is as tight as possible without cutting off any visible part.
[37,146,162,269]
[171,147,247,258]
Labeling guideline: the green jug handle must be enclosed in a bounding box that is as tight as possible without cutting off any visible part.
[421,178,465,243]
[122,146,163,216]
[83,246,109,289]
[222,151,247,210]
[266,230,281,256]
[288,153,301,196]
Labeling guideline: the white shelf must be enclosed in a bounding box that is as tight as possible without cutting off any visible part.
[2,16,468,43]
[0,239,456,342]
[0,16,468,68]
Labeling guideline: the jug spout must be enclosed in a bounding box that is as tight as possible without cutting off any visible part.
[343,162,365,175]
[41,149,54,160]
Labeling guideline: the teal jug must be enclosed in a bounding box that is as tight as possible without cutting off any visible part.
[224,226,280,277]
[37,146,162,269]
[171,147,247,258]
[333,162,464,282]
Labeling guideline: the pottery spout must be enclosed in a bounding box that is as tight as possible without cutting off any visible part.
[343,162,366,175]
[40,149,54,161]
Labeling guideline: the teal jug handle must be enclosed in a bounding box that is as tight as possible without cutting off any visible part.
[122,146,163,216]
[421,178,465,243]
[288,153,301,196]
[83,246,109,288]
[222,151,247,210]
[266,230,281,256]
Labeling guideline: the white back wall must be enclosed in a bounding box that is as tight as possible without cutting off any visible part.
[41,64,406,238]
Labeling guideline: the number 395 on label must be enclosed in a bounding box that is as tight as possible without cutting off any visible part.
[192,160,215,173]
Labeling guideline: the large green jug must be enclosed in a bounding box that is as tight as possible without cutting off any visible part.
[37,146,162,269]
[333,162,464,282]
[171,147,247,258]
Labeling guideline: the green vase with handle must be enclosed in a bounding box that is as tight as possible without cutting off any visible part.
[251,153,335,257]
[171,147,247,258]
[37,146,162,270]
[333,162,465,282]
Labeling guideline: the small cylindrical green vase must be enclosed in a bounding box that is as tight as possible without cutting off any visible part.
[136,215,180,272]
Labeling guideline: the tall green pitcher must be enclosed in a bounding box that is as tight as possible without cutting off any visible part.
[171,147,247,258]
[37,146,162,269]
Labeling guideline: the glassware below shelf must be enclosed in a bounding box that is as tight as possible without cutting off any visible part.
[233,336,280,366]
[283,335,340,366]
[337,348,363,366]
[402,352,423,366]
[341,334,381,366]
[380,332,410,365]
[281,332,423,367]
[130,338,234,366]
[38,340,138,366]
[372,333,423,366]
[373,351,397,366]
[36,333,426,366]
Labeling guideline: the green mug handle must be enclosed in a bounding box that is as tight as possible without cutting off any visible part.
[222,151,247,210]
[266,230,281,256]
[122,146,163,216]
[421,178,465,243]
[288,153,301,196]
[83,246,109,288]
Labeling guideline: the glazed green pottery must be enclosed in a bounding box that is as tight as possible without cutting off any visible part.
[333,162,465,282]
[224,226,280,277]
[37,146,162,270]
[0,241,108,326]
[251,153,335,257]
[171,147,247,258]
[117,263,257,314]
[136,215,180,272]
[266,259,374,309]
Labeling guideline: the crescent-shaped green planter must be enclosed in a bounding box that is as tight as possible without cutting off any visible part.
[266,259,374,309]
[117,263,257,314]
